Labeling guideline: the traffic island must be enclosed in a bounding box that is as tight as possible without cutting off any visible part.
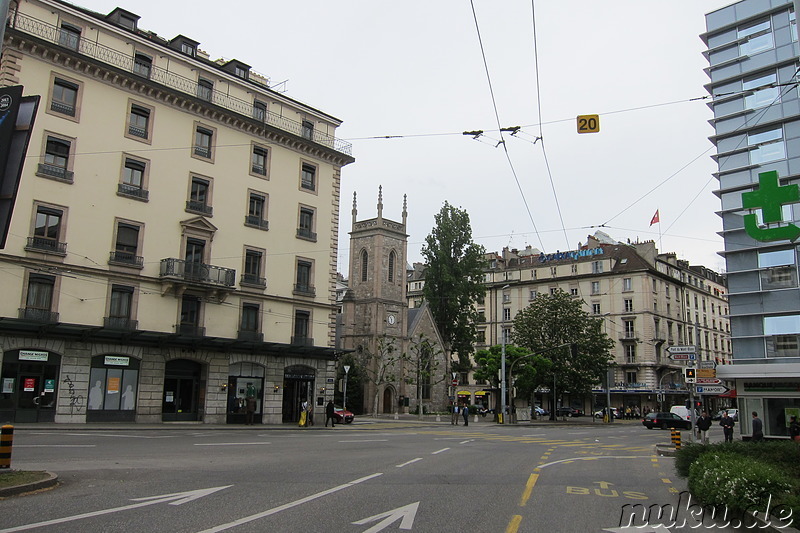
[0,470,58,497]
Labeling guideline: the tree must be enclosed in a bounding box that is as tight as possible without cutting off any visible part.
[473,344,551,412]
[421,201,487,366]
[404,333,445,419]
[334,353,364,414]
[355,335,408,417]
[511,289,614,396]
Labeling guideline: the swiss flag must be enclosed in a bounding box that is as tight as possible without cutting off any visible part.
[650,209,660,226]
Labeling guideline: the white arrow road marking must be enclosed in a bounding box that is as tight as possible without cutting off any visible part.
[198,473,382,532]
[431,448,450,455]
[193,442,271,446]
[0,486,231,533]
[395,458,422,468]
[353,502,419,533]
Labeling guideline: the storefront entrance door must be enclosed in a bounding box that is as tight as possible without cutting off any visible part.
[162,360,202,422]
[0,351,59,423]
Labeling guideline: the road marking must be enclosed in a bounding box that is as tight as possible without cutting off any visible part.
[538,455,651,469]
[338,439,389,443]
[506,514,523,533]
[14,445,96,448]
[60,433,177,439]
[661,478,672,484]
[459,439,474,444]
[353,502,419,533]
[519,473,538,506]
[198,473,382,533]
[0,486,231,533]
[431,448,450,455]
[396,458,423,468]
[194,442,271,446]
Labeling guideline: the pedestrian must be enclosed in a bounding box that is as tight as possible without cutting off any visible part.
[300,399,309,427]
[462,403,469,426]
[451,402,459,425]
[751,411,764,442]
[245,394,256,425]
[306,402,314,426]
[789,415,800,442]
[720,410,735,442]
[696,411,712,444]
[325,399,336,427]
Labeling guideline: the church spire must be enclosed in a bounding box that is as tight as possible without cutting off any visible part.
[352,191,358,227]
[402,194,407,227]
[377,185,383,220]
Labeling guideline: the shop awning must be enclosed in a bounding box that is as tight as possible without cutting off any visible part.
[474,391,489,396]
[718,389,737,398]
[457,390,471,395]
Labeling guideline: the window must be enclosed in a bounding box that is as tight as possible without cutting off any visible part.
[529,290,538,300]
[388,251,396,282]
[187,177,212,216]
[50,77,79,117]
[302,120,314,140]
[300,163,316,191]
[251,145,268,177]
[293,310,311,345]
[749,127,785,165]
[29,205,65,253]
[759,248,797,289]
[625,371,637,385]
[234,66,249,79]
[592,303,601,314]
[503,293,511,303]
[592,260,603,274]
[738,19,774,57]
[39,136,73,182]
[624,344,636,364]
[623,320,635,339]
[110,222,142,266]
[743,72,778,110]
[245,192,268,230]
[87,355,140,416]
[197,78,213,101]
[295,259,314,296]
[119,158,148,200]
[180,42,195,56]
[240,303,260,337]
[550,287,558,296]
[179,295,203,336]
[242,249,266,287]
[127,104,151,140]
[570,287,578,296]
[107,285,135,329]
[624,299,633,313]
[253,101,266,122]
[361,250,368,282]
[133,54,152,78]
[591,281,600,295]
[502,328,511,344]
[623,278,632,291]
[184,239,207,281]
[297,207,316,241]
[58,23,80,50]
[503,308,511,321]
[550,267,557,277]
[193,125,214,160]
[23,274,56,322]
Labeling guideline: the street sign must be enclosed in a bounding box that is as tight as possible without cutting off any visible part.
[451,379,458,387]
[698,361,717,369]
[697,369,716,378]
[695,377,721,385]
[668,345,697,354]
[696,385,729,395]
[684,368,696,384]
[669,353,697,361]
[577,114,600,134]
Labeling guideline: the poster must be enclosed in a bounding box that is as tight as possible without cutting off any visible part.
[43,379,55,393]
[23,378,36,392]
[1,378,13,394]
[107,377,121,394]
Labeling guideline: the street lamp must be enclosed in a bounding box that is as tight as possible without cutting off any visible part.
[500,284,510,423]
[343,365,351,411]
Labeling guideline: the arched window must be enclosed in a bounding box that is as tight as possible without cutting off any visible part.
[361,250,368,282]
[388,251,396,282]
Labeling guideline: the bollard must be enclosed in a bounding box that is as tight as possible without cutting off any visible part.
[0,425,13,469]
[671,428,681,450]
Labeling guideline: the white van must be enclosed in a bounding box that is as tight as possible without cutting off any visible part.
[670,406,696,422]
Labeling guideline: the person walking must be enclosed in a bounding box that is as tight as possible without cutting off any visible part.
[245,394,257,425]
[325,399,336,427]
[696,411,712,444]
[451,402,459,425]
[789,415,800,442]
[306,402,314,426]
[751,411,764,442]
[462,403,469,426]
[720,410,735,442]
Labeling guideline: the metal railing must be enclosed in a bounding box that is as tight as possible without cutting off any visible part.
[185,200,212,216]
[37,163,73,182]
[290,336,314,346]
[296,228,317,241]
[103,317,138,330]
[293,283,316,296]
[18,307,59,323]
[25,236,67,254]
[117,183,149,200]
[108,251,144,267]
[244,216,269,230]
[241,273,266,287]
[9,12,352,156]
[160,258,236,287]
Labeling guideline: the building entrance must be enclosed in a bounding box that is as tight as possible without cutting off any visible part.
[0,349,60,423]
[162,359,203,422]
[282,365,315,423]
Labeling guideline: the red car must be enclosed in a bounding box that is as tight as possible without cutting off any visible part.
[333,407,354,424]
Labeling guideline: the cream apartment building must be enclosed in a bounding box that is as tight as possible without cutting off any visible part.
[408,232,732,413]
[0,0,354,424]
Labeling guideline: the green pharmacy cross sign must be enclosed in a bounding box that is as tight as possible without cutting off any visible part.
[742,171,800,242]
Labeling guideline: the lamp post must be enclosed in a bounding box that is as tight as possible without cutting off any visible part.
[343,365,350,411]
[500,284,510,423]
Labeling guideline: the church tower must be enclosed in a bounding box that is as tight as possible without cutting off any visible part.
[341,188,409,414]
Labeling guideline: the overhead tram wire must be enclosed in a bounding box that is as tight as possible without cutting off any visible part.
[469,0,544,251]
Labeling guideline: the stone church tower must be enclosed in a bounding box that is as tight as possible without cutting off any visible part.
[341,188,410,414]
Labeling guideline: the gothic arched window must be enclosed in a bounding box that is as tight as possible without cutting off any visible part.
[388,250,396,282]
[361,250,368,282]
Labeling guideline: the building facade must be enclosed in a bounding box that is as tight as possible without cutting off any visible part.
[704,0,800,438]
[408,232,731,415]
[0,0,353,424]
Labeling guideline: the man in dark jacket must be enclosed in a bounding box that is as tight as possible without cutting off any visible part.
[751,411,764,442]
[696,411,712,444]
[720,411,735,442]
[325,400,336,427]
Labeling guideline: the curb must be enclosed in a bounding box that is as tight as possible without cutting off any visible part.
[0,471,58,497]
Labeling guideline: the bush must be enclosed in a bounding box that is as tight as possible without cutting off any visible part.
[688,451,793,513]
[675,440,800,478]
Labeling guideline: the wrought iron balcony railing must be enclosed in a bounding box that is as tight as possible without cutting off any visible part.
[238,331,264,342]
[19,307,59,323]
[104,317,138,330]
[109,251,144,267]
[37,163,74,182]
[244,216,269,230]
[117,183,149,200]
[25,236,67,254]
[177,324,205,337]
[296,228,317,241]
[185,200,213,216]
[290,336,314,346]
[8,12,352,156]
[241,273,266,287]
[160,258,236,287]
[293,284,316,297]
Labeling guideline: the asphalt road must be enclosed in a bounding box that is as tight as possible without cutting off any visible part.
[0,419,774,533]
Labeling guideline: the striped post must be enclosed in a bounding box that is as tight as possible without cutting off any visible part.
[0,425,13,469]
[671,428,682,450]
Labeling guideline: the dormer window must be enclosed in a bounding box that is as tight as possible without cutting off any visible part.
[119,14,137,31]
[181,42,196,56]
[235,66,248,79]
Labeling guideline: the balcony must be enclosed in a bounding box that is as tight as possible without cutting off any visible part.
[185,200,213,216]
[37,163,73,182]
[193,145,211,159]
[291,336,314,346]
[241,273,266,288]
[244,216,269,231]
[296,228,317,241]
[117,183,149,201]
[160,258,236,287]
[18,307,59,323]
[103,317,138,330]
[49,100,75,116]
[177,324,205,337]
[25,236,67,255]
[109,251,144,268]
[293,284,316,297]
[127,124,147,139]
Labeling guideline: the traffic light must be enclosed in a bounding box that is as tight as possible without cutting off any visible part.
[684,367,696,383]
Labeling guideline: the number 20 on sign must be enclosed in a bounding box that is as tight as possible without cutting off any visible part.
[577,114,600,134]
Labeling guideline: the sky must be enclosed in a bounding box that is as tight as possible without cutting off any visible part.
[73,0,735,274]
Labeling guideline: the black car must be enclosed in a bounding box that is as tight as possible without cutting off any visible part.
[642,412,692,430]
[555,407,584,417]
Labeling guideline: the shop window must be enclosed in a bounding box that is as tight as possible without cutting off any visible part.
[87,355,140,421]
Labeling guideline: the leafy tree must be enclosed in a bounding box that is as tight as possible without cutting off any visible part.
[473,344,551,411]
[355,335,408,417]
[404,333,445,419]
[511,289,614,395]
[421,202,487,365]
[334,353,364,415]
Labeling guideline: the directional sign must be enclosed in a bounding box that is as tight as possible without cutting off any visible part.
[698,361,717,369]
[667,345,697,354]
[353,502,419,532]
[695,377,721,385]
[696,369,716,378]
[669,353,697,361]
[696,385,730,395]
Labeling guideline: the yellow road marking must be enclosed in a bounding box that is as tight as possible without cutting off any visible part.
[506,515,523,533]
[661,478,672,484]
[520,473,539,506]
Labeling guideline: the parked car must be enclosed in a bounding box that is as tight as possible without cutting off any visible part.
[669,406,698,422]
[593,407,621,419]
[725,408,739,421]
[642,412,692,430]
[533,405,548,416]
[332,407,354,424]
[555,407,584,417]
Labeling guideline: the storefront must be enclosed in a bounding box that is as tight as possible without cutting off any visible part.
[162,359,204,422]
[227,362,264,424]
[282,365,315,423]
[86,355,140,422]
[0,349,61,423]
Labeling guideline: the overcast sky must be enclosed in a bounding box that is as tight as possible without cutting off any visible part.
[74,0,735,274]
